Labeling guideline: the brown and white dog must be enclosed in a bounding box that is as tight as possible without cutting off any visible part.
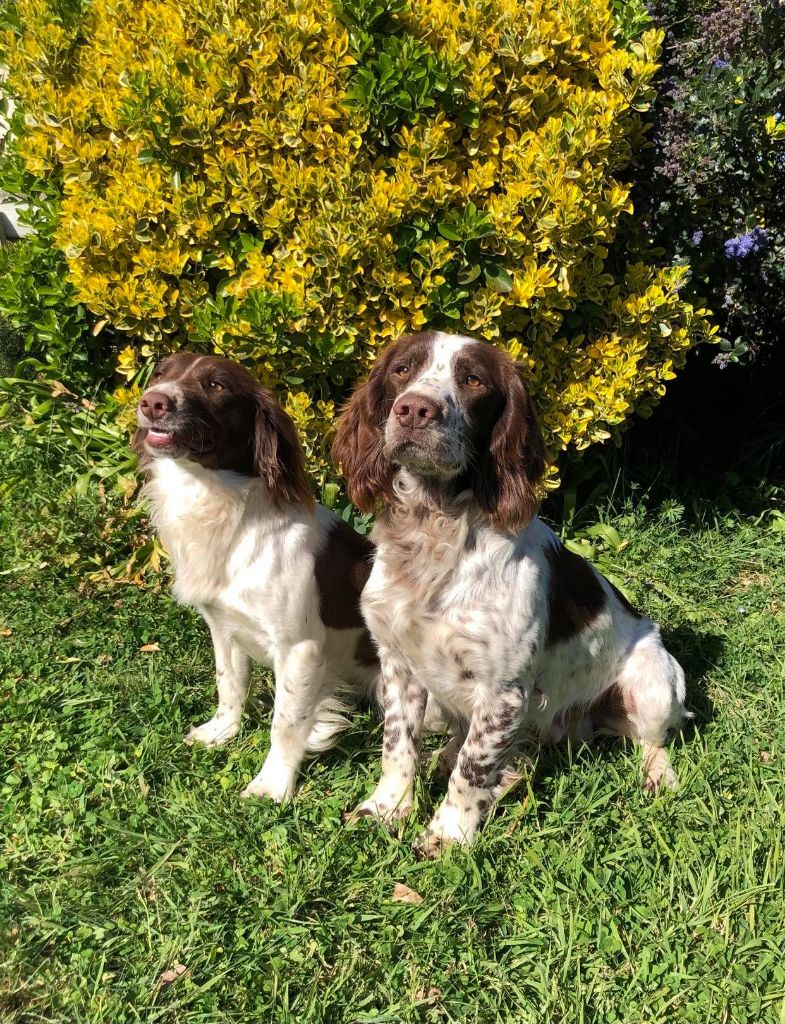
[134,351,380,802]
[333,331,688,856]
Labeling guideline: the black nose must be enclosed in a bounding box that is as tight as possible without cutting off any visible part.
[139,389,173,421]
[392,393,442,429]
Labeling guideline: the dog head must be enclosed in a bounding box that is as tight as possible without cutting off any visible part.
[134,351,312,506]
[332,331,545,531]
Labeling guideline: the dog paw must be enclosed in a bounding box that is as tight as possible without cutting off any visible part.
[643,763,678,795]
[642,745,678,795]
[342,795,413,826]
[184,717,240,748]
[241,764,296,804]
[412,828,455,860]
[341,804,383,825]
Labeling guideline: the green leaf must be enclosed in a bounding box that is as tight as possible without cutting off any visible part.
[484,265,513,294]
[437,222,461,242]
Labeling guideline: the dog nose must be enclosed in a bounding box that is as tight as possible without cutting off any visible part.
[139,389,173,421]
[392,393,443,429]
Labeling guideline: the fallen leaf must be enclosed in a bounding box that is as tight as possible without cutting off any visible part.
[415,987,441,1003]
[0,627,11,637]
[761,750,771,763]
[50,380,75,399]
[392,883,423,905]
[96,654,113,664]
[156,964,189,988]
[139,643,161,653]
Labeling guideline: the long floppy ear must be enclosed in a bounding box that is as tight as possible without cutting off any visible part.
[331,355,394,513]
[473,366,545,532]
[253,390,314,509]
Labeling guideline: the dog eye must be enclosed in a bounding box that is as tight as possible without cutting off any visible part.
[465,374,483,388]
[393,364,410,377]
[207,380,225,392]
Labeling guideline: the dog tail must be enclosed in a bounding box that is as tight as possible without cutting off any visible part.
[304,668,384,753]
[305,694,356,753]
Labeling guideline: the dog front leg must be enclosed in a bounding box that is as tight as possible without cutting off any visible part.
[415,686,527,857]
[346,648,426,823]
[242,640,326,803]
[185,612,251,748]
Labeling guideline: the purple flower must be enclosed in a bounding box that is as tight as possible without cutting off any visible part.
[713,59,730,70]
[692,229,704,245]
[724,228,770,259]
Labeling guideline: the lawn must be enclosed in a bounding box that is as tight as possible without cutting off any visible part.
[1,429,784,1024]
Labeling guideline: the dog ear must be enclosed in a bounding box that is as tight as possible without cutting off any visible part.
[253,390,314,508]
[472,365,545,532]
[331,354,394,514]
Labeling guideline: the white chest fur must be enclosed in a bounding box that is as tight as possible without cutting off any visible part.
[143,457,321,665]
[363,509,550,716]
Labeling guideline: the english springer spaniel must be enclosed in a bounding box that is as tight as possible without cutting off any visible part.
[333,331,688,857]
[134,352,380,802]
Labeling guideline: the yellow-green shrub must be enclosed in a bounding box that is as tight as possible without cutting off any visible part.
[2,0,714,487]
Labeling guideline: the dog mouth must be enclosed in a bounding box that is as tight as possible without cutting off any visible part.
[138,424,214,456]
[145,428,178,450]
[385,432,463,477]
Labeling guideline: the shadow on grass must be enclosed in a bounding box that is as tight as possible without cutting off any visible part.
[661,624,723,728]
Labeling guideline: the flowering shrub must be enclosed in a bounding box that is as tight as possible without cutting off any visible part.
[1,0,713,490]
[640,0,785,366]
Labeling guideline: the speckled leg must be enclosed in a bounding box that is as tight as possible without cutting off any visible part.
[414,687,526,858]
[346,649,426,824]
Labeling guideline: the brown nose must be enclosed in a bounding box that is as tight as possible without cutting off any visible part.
[392,393,443,429]
[139,389,173,421]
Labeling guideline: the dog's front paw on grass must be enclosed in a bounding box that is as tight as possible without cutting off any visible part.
[184,717,240,748]
[412,828,456,860]
[240,766,296,804]
[642,744,679,795]
[342,797,413,827]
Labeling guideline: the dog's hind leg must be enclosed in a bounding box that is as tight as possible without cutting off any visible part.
[185,611,251,748]
[601,628,688,794]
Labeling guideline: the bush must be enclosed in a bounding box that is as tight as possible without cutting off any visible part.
[639,0,785,366]
[0,0,713,490]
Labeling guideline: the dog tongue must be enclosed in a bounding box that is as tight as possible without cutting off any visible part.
[147,430,175,447]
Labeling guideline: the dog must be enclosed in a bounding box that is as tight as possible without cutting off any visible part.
[134,351,380,802]
[332,330,689,856]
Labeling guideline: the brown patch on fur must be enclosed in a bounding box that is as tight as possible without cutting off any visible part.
[590,683,636,733]
[545,541,606,647]
[314,519,378,664]
[354,631,378,667]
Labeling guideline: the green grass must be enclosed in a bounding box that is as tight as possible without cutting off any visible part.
[2,430,785,1024]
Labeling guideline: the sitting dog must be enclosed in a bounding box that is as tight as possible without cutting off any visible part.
[333,331,688,856]
[134,351,380,802]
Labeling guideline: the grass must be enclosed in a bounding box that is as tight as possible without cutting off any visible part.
[1,428,785,1024]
